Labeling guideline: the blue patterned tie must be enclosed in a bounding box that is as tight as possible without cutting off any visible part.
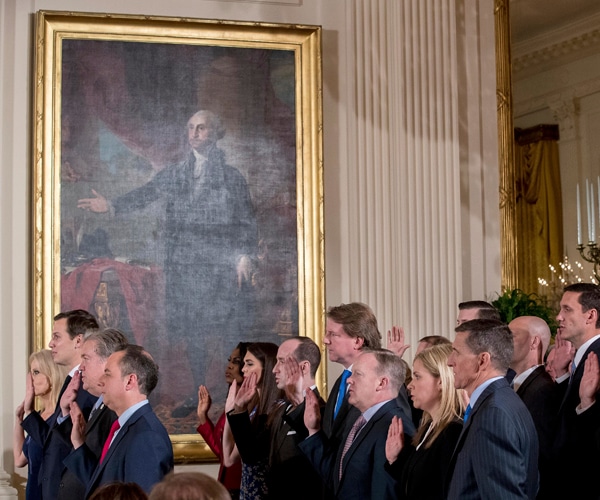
[334,369,351,419]
[463,404,472,424]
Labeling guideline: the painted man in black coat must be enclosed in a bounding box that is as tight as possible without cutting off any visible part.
[78,111,257,413]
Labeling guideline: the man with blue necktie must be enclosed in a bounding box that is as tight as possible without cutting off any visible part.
[446,319,539,499]
[321,303,383,452]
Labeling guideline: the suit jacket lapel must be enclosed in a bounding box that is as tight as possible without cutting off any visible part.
[86,403,106,433]
[271,404,290,458]
[516,365,543,397]
[57,375,72,404]
[88,404,150,488]
[451,379,504,458]
[338,400,396,484]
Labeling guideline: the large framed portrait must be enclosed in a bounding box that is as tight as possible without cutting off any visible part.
[32,10,324,462]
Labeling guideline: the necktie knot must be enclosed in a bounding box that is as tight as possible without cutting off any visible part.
[100,420,121,463]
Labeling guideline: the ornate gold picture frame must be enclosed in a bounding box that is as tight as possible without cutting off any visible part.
[32,10,324,462]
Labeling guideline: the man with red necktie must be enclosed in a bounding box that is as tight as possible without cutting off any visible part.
[67,344,173,498]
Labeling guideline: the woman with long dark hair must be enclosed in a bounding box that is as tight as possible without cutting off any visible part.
[223,342,282,500]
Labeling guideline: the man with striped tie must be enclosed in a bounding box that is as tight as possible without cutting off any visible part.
[300,349,415,499]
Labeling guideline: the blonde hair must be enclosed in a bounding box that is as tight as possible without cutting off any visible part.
[411,344,465,449]
[29,349,68,412]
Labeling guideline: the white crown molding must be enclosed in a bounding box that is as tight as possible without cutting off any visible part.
[513,11,600,78]
[514,75,600,117]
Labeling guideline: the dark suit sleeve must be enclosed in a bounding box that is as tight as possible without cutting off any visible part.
[54,415,76,447]
[470,406,535,498]
[121,429,174,493]
[369,427,401,499]
[285,396,325,441]
[21,411,51,447]
[384,443,416,479]
[112,166,176,215]
[298,430,336,484]
[62,443,99,486]
[227,411,270,465]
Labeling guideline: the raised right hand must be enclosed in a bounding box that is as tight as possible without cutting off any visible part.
[70,402,86,449]
[303,387,321,435]
[387,326,410,358]
[553,332,575,378]
[60,371,81,417]
[15,402,25,422]
[225,380,238,414]
[23,373,35,414]
[385,415,405,464]
[233,372,257,413]
[197,385,212,424]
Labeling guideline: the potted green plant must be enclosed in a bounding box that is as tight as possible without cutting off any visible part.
[490,288,558,336]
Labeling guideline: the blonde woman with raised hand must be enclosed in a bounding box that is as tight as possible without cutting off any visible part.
[14,349,68,500]
[385,343,465,500]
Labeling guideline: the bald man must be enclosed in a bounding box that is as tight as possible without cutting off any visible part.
[508,316,558,500]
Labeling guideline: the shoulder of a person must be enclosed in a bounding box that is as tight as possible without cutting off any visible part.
[442,420,464,440]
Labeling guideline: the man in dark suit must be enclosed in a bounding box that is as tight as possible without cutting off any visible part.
[446,319,539,499]
[321,303,383,453]
[65,344,173,498]
[300,349,416,499]
[508,315,558,499]
[58,328,128,499]
[228,337,325,499]
[549,283,600,498]
[21,309,99,500]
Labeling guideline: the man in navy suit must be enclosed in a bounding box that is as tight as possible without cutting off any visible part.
[549,283,600,498]
[300,349,415,499]
[21,309,99,500]
[321,303,383,452]
[446,319,539,499]
[58,328,128,499]
[508,316,558,499]
[72,344,173,498]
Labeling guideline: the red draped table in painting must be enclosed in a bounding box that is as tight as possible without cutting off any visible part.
[61,258,196,411]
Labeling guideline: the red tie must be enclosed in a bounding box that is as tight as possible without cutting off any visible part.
[99,420,120,463]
